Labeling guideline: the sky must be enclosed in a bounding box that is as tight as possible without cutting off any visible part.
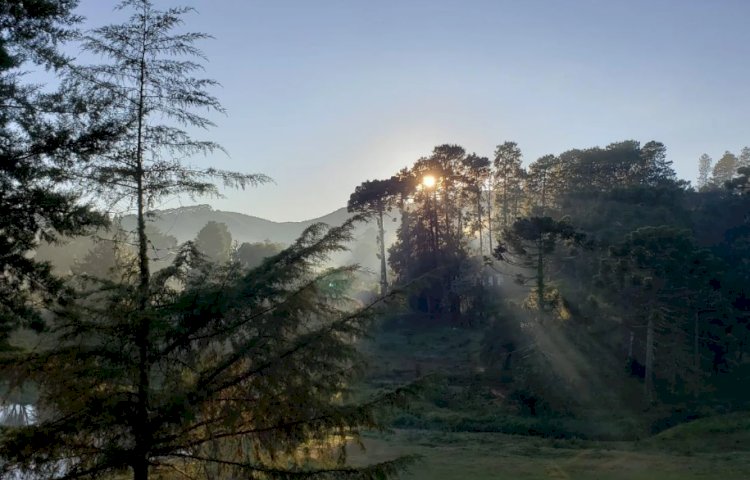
[72,0,750,221]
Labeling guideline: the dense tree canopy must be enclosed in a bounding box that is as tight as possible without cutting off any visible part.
[3,2,750,477]
[195,221,232,264]
[1,3,412,480]
[0,0,115,348]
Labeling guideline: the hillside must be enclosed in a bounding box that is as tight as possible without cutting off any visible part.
[36,204,399,278]
[120,204,358,245]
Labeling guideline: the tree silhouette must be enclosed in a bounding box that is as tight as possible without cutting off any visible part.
[347,178,399,296]
[0,0,114,348]
[195,221,232,264]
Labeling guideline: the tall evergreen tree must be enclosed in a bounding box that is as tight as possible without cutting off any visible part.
[597,226,725,401]
[0,0,114,348]
[388,146,475,317]
[738,146,750,169]
[494,217,585,317]
[195,221,232,264]
[462,154,491,255]
[233,240,284,270]
[711,151,739,186]
[1,2,412,479]
[347,178,398,296]
[525,155,559,216]
[697,153,713,190]
[1,218,415,479]
[67,5,267,476]
[493,141,524,230]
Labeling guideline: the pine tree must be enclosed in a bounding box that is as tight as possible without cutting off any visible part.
[493,141,524,229]
[711,151,739,187]
[0,0,114,348]
[1,218,415,479]
[494,216,585,317]
[195,221,233,264]
[0,2,412,478]
[347,178,398,297]
[525,155,559,216]
[697,153,712,190]
[738,146,750,169]
[233,240,284,270]
[462,154,491,256]
[62,5,267,476]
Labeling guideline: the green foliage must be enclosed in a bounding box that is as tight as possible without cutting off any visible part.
[597,226,728,400]
[646,411,750,454]
[0,0,81,69]
[195,220,232,264]
[0,2,413,479]
[0,219,415,479]
[386,145,479,318]
[234,240,285,270]
[711,151,739,187]
[70,235,136,282]
[493,141,524,229]
[697,153,712,190]
[65,0,270,214]
[348,178,400,296]
[494,217,586,316]
[726,166,750,194]
[0,0,112,348]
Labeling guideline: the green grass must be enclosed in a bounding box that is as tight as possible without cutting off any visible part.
[643,411,750,454]
[358,323,750,478]
[349,429,750,479]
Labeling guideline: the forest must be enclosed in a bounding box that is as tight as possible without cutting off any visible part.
[2,1,750,479]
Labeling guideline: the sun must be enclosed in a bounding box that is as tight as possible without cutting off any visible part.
[422,175,436,188]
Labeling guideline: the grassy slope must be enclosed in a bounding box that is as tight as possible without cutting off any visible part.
[359,323,750,478]
[351,429,750,480]
[644,412,750,454]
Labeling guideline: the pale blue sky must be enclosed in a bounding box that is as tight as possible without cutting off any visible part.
[74,0,750,221]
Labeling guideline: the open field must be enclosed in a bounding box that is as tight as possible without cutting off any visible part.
[350,428,750,480]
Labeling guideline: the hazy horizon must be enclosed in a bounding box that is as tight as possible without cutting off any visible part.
[73,0,750,222]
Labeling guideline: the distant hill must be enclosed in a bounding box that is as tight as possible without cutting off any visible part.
[35,204,400,280]
[120,204,358,245]
[125,204,400,279]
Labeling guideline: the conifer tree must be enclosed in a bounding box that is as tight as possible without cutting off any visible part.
[0,2,412,479]
[711,151,739,186]
[493,141,524,229]
[697,153,713,190]
[0,0,115,348]
[494,217,585,317]
[1,218,415,479]
[347,178,398,296]
[195,221,232,264]
[462,154,491,256]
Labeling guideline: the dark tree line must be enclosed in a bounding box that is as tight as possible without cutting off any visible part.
[349,139,750,408]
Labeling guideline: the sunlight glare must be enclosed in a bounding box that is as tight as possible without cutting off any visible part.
[422,175,436,188]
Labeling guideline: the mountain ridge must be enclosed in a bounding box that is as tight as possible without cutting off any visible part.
[125,204,357,245]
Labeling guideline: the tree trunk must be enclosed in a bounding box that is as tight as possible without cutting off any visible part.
[502,181,509,228]
[540,168,547,216]
[477,190,483,256]
[694,311,699,371]
[536,238,544,313]
[133,459,148,480]
[487,180,493,253]
[134,17,151,480]
[432,190,440,260]
[377,208,387,297]
[627,330,634,360]
[443,191,451,247]
[645,312,655,402]
[693,310,700,395]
